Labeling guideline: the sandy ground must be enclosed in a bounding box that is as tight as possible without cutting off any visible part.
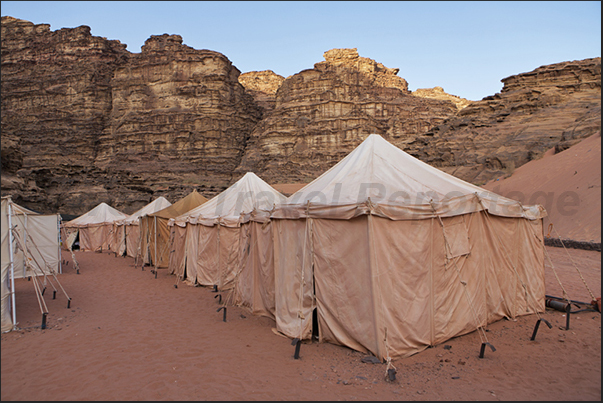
[483,132,601,243]
[1,245,600,401]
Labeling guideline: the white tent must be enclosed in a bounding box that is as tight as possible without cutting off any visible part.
[269,134,547,360]
[113,197,172,258]
[170,172,286,309]
[2,196,61,333]
[61,202,128,252]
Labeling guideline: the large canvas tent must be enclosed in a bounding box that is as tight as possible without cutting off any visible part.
[2,196,61,333]
[269,134,547,361]
[61,202,128,252]
[139,190,208,270]
[112,197,172,258]
[170,172,286,315]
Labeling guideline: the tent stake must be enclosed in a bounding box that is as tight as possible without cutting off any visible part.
[292,338,301,359]
[41,312,47,329]
[41,287,46,296]
[67,298,71,309]
[217,306,227,322]
[479,342,496,358]
[565,303,571,330]
[53,290,56,300]
[212,284,218,292]
[214,294,222,304]
[387,368,397,381]
[530,317,552,341]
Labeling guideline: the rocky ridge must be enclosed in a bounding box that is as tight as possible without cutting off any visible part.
[1,17,601,218]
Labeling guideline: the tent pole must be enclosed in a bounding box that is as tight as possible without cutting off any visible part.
[154,216,157,275]
[57,216,62,274]
[7,201,17,330]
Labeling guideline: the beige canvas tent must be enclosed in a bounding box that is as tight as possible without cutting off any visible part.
[170,172,286,315]
[112,197,172,258]
[139,190,208,271]
[269,134,547,361]
[2,196,62,333]
[61,202,128,252]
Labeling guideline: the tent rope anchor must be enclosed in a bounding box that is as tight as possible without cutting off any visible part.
[530,317,553,341]
[214,294,222,304]
[217,306,227,322]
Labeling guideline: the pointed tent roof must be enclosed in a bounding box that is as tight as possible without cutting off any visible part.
[273,134,545,220]
[173,172,287,227]
[64,202,129,227]
[149,190,208,219]
[119,197,172,225]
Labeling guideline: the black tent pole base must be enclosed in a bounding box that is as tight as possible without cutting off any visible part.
[530,318,552,341]
[292,338,301,359]
[217,306,227,322]
[479,342,496,358]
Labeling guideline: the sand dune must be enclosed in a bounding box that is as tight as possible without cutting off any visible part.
[483,132,601,243]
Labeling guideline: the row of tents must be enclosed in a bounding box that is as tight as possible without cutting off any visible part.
[3,134,548,362]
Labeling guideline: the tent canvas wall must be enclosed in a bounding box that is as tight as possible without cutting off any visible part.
[139,190,208,269]
[61,202,128,252]
[170,173,286,316]
[2,196,61,333]
[270,134,546,360]
[113,197,172,258]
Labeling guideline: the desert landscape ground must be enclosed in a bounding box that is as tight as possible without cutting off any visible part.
[1,135,601,401]
[0,244,600,401]
[2,129,602,403]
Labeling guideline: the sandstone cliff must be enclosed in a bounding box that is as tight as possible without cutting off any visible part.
[236,48,460,184]
[1,16,130,214]
[1,17,262,215]
[1,17,601,220]
[405,57,601,184]
[238,70,285,113]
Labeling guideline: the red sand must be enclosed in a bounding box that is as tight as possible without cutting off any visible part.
[2,136,601,401]
[483,132,601,243]
[1,245,600,401]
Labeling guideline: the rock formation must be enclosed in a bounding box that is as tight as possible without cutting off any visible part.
[1,16,130,214]
[236,48,460,184]
[1,17,262,215]
[1,17,601,222]
[404,58,601,184]
[412,86,472,110]
[238,70,285,113]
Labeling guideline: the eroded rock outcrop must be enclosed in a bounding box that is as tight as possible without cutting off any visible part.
[1,16,130,214]
[1,18,262,215]
[95,34,262,210]
[237,48,460,183]
[2,17,600,220]
[238,70,285,113]
[405,58,601,184]
[412,86,472,110]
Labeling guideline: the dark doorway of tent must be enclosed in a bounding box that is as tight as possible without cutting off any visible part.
[312,273,319,341]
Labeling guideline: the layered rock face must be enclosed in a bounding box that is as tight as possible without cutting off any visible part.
[2,16,600,219]
[1,16,130,213]
[237,48,460,183]
[412,86,472,110]
[1,18,262,215]
[95,34,262,209]
[405,58,601,184]
[238,70,285,113]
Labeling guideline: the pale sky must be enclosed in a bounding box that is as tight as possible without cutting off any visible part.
[2,1,601,101]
